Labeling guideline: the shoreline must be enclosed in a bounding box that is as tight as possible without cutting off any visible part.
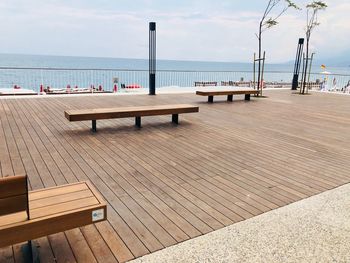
[1,86,350,100]
[0,86,285,99]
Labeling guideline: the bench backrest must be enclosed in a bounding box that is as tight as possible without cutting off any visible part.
[0,175,29,218]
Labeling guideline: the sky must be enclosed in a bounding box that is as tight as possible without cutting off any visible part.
[0,0,348,63]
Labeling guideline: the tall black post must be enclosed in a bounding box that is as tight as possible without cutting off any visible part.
[292,38,304,90]
[149,22,156,95]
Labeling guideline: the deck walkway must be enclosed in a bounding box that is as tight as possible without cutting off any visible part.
[0,90,350,262]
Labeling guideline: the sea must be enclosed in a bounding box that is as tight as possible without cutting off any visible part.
[0,53,349,92]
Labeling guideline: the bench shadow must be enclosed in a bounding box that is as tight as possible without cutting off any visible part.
[196,99,259,105]
[65,120,194,136]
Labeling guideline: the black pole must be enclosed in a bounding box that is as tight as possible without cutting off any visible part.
[149,22,156,95]
[292,38,304,90]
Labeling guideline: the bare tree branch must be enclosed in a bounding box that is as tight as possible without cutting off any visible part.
[256,0,300,94]
[301,1,327,94]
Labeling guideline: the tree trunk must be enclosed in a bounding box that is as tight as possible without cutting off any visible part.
[257,22,262,95]
[302,37,310,94]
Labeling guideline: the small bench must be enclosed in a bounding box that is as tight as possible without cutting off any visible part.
[65,104,199,132]
[196,89,259,103]
[194,81,218,87]
[0,175,107,255]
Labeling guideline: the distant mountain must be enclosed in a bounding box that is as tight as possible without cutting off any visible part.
[312,50,350,67]
[285,50,350,68]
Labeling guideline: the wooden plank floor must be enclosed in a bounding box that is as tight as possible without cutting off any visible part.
[1,90,350,262]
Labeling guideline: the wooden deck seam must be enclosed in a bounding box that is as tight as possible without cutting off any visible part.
[14,99,121,262]
[30,97,161,256]
[10,99,96,262]
[25,97,149,258]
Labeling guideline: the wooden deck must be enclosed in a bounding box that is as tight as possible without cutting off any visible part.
[1,90,350,262]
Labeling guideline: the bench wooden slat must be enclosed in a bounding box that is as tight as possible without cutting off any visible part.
[0,176,28,217]
[29,182,89,201]
[0,212,27,228]
[85,181,106,204]
[30,189,94,210]
[0,175,27,199]
[0,195,27,216]
[30,196,100,219]
[65,104,199,122]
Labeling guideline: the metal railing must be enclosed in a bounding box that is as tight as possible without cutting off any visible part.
[0,66,349,94]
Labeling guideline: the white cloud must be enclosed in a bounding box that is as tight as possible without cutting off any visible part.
[0,0,348,63]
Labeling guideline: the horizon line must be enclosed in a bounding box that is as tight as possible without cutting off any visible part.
[0,52,294,65]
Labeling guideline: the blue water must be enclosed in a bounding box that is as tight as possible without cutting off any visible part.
[0,53,349,92]
[0,53,293,71]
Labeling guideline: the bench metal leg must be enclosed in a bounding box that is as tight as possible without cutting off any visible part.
[208,96,214,103]
[245,94,250,101]
[172,114,179,124]
[22,240,39,263]
[227,95,233,101]
[135,116,141,128]
[91,120,97,132]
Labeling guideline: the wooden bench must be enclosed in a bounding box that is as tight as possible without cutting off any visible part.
[0,175,107,254]
[196,89,259,103]
[194,81,218,87]
[221,81,253,87]
[65,104,199,132]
